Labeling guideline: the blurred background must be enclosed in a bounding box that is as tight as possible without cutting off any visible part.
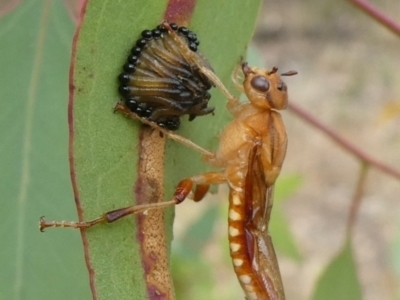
[1,0,399,299]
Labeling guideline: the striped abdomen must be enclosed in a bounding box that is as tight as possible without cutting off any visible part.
[227,145,285,300]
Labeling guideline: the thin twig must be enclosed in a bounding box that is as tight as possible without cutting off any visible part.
[288,102,400,180]
[346,163,369,237]
[347,0,400,37]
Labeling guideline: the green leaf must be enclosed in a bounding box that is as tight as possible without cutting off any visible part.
[311,238,363,300]
[171,206,219,300]
[0,1,90,299]
[175,205,219,259]
[70,1,262,299]
[274,174,303,203]
[172,254,214,300]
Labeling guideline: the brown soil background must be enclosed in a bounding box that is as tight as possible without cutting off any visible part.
[175,1,400,299]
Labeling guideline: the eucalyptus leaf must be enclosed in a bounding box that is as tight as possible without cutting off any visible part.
[311,238,363,300]
[70,1,262,299]
[0,1,90,299]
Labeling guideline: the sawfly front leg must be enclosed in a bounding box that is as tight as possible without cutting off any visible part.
[114,102,215,160]
[161,22,240,115]
[231,60,245,93]
[39,172,226,232]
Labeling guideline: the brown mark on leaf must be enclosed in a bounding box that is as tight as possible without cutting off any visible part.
[68,0,98,299]
[131,3,198,299]
[135,127,172,300]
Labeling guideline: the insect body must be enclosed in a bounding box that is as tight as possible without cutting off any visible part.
[118,22,215,130]
[170,64,297,299]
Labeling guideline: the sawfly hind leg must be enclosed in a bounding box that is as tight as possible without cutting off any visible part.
[39,172,226,232]
[39,200,178,232]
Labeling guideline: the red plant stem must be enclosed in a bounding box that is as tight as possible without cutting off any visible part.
[347,0,400,37]
[346,163,369,237]
[288,102,400,180]
[164,0,197,26]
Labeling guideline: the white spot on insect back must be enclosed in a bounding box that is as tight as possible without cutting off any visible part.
[232,194,241,205]
[229,209,241,220]
[239,275,251,284]
[244,284,254,292]
[229,226,240,237]
[246,292,258,300]
[233,259,243,267]
[230,243,241,252]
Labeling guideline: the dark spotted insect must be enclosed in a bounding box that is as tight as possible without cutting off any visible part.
[117,22,215,131]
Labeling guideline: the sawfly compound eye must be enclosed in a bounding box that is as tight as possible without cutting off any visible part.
[250,76,270,93]
[118,22,214,131]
